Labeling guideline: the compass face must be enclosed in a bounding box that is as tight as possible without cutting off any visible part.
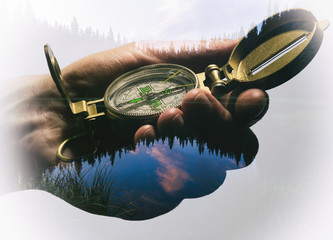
[104,64,198,120]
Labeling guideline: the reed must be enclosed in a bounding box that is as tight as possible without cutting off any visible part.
[35,163,138,217]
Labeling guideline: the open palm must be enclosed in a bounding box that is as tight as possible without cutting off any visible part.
[6,40,268,175]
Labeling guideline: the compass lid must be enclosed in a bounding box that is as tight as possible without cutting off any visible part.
[224,9,328,90]
[44,44,74,108]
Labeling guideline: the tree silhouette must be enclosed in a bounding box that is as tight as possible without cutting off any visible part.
[1,0,283,80]
[0,3,127,80]
[107,27,115,45]
[169,41,176,54]
[70,16,80,35]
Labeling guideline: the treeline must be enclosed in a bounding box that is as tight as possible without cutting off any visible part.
[0,3,125,79]
[0,0,281,79]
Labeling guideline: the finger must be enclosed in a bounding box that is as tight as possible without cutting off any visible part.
[181,88,232,130]
[234,89,269,126]
[134,124,157,145]
[220,88,269,126]
[157,108,185,137]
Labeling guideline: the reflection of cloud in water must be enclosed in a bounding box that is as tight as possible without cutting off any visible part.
[129,149,139,155]
[37,134,257,220]
[149,146,191,193]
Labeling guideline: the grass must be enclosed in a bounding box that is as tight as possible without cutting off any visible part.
[35,163,139,218]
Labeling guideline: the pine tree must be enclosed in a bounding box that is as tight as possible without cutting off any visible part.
[117,33,122,45]
[70,16,80,35]
[107,27,115,44]
[169,41,176,54]
[198,38,207,52]
[239,25,245,37]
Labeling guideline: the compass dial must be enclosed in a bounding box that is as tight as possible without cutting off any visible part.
[104,64,198,120]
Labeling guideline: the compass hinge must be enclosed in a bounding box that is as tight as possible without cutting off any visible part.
[70,98,105,120]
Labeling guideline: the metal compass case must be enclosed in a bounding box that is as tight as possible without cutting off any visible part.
[44,9,328,161]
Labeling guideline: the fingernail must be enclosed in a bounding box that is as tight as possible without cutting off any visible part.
[193,92,213,113]
[171,113,184,126]
[142,126,156,139]
[248,95,269,126]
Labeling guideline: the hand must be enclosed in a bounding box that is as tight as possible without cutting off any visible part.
[135,87,268,143]
[4,39,269,172]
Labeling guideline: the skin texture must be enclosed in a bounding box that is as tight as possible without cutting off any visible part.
[3,39,269,173]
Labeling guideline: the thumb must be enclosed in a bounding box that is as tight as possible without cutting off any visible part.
[61,39,238,98]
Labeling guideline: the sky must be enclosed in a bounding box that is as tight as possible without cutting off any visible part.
[2,0,331,80]
[2,0,304,41]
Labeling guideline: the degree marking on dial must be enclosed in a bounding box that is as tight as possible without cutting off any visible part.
[140,85,152,93]
[149,99,162,108]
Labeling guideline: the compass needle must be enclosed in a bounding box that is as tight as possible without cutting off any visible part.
[162,70,182,83]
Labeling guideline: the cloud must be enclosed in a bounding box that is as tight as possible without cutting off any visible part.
[149,146,192,193]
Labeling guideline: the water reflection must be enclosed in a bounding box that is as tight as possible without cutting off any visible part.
[41,126,258,220]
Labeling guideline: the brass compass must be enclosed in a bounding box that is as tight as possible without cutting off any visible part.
[45,9,328,161]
